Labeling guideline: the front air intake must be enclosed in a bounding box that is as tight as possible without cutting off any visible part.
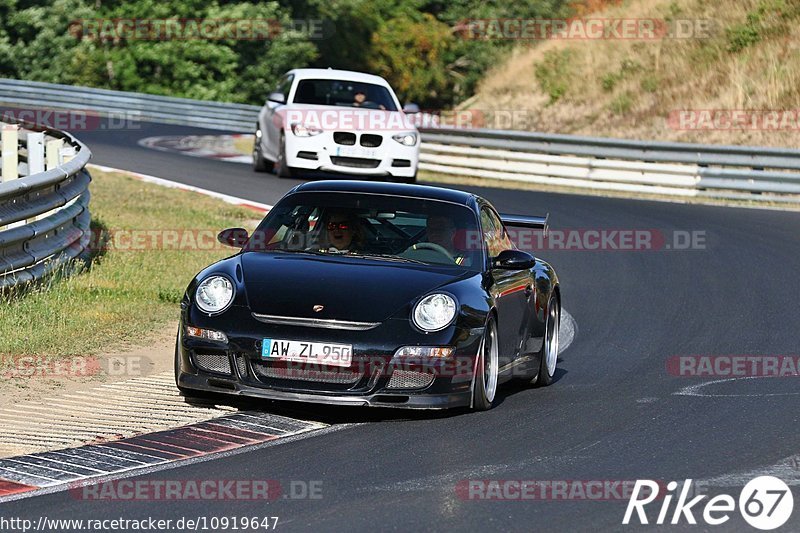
[192,352,232,375]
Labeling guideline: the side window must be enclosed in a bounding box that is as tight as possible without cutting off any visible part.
[480,207,513,258]
[277,75,294,101]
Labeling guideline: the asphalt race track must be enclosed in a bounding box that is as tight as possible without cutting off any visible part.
[3,122,799,531]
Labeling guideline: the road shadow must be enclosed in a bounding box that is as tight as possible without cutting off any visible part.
[181,362,569,424]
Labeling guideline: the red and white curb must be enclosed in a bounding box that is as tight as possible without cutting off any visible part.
[138,135,252,165]
[0,412,326,502]
[88,164,271,214]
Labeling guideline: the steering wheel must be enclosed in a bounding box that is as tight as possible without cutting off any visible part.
[403,242,456,263]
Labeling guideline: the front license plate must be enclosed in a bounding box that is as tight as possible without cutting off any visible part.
[262,339,353,367]
[335,146,377,158]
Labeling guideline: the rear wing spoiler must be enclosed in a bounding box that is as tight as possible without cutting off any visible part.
[500,213,549,238]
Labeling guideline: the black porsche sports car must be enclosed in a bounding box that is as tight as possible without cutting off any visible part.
[176,181,561,410]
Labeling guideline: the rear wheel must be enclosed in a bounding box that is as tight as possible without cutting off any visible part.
[472,317,499,411]
[252,127,273,173]
[535,295,560,387]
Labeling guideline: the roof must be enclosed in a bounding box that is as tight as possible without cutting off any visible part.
[291,180,477,206]
[286,68,391,86]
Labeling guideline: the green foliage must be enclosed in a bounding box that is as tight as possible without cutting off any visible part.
[726,0,799,52]
[610,92,633,114]
[367,13,452,106]
[0,0,573,107]
[534,49,574,104]
[640,75,659,93]
[0,0,316,103]
[601,59,640,92]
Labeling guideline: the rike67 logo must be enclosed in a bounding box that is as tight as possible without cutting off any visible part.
[623,477,793,530]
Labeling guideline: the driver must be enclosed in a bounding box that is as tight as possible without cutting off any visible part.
[352,89,386,110]
[408,214,466,265]
[352,90,367,107]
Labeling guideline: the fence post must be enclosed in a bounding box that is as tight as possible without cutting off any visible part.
[2,124,19,182]
[27,131,45,175]
[46,138,63,170]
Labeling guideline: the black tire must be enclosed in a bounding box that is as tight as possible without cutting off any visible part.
[252,128,272,173]
[535,295,560,387]
[472,317,499,411]
[275,131,296,179]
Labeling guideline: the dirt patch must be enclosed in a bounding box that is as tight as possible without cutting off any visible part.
[0,322,178,410]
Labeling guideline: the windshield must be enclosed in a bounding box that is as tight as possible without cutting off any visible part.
[292,79,398,111]
[245,192,481,270]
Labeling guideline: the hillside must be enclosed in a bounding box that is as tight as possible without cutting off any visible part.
[465,0,800,148]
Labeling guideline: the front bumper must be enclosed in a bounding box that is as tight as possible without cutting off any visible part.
[284,131,419,178]
[176,371,471,409]
[177,306,483,410]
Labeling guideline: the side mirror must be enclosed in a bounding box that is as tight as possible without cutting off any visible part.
[218,228,249,248]
[492,249,536,270]
[403,103,420,114]
[267,92,285,104]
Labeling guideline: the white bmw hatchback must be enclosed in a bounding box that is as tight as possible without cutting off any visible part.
[253,68,420,182]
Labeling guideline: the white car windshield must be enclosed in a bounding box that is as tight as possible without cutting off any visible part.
[292,79,398,111]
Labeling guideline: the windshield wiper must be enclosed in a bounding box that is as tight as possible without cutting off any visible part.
[269,248,327,256]
[348,252,427,265]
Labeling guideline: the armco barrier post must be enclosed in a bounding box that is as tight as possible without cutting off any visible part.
[1,123,18,182]
[26,131,46,223]
[46,138,63,170]
[27,131,45,175]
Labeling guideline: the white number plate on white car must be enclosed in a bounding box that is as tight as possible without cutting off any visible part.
[261,339,353,367]
[335,146,377,158]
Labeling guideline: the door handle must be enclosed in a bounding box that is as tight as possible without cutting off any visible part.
[524,284,533,297]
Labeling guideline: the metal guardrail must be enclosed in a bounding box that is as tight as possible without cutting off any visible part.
[0,78,259,133]
[1,78,799,203]
[418,129,800,203]
[0,117,92,289]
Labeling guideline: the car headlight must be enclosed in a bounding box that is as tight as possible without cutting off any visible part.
[291,123,323,137]
[412,293,457,332]
[392,132,417,146]
[195,275,234,314]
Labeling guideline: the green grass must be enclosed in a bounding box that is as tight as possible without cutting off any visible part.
[0,170,257,356]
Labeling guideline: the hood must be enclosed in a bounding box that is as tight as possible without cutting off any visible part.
[240,252,468,322]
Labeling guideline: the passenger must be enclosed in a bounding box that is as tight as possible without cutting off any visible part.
[323,211,361,252]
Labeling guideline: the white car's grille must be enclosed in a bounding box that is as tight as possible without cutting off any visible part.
[333,132,356,145]
[360,134,382,148]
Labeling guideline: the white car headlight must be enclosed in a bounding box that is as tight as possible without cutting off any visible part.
[392,133,417,146]
[413,293,457,332]
[291,123,323,137]
[195,275,234,314]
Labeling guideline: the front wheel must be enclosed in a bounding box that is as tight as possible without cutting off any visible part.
[275,131,296,179]
[252,128,273,173]
[535,295,560,387]
[472,317,499,411]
